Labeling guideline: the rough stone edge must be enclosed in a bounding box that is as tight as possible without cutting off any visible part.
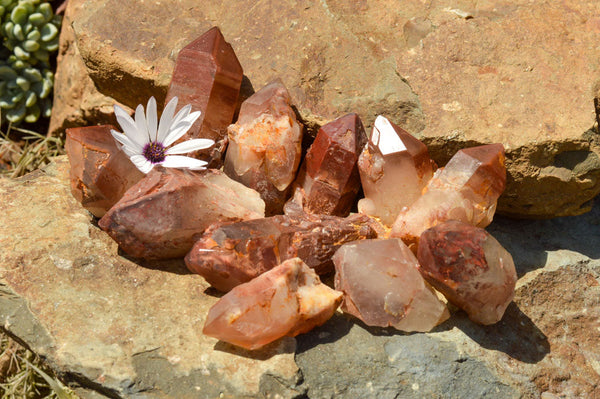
[72,26,170,111]
[0,283,123,398]
[1,161,306,399]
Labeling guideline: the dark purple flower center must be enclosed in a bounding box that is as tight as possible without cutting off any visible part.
[143,141,166,164]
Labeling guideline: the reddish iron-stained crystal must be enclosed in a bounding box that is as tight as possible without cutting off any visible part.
[224,79,303,215]
[65,125,144,217]
[98,167,265,260]
[285,113,367,216]
[165,26,243,144]
[417,220,517,325]
[391,143,506,248]
[202,257,343,350]
[185,213,377,292]
[333,238,449,332]
[358,115,436,226]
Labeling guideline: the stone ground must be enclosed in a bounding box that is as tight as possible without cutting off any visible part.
[0,157,598,398]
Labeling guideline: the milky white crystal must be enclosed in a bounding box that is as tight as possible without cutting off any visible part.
[371,115,407,155]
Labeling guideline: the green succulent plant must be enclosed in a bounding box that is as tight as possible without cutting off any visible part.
[0,0,60,125]
[0,53,53,123]
[1,0,60,65]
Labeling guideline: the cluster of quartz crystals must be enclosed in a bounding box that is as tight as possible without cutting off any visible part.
[65,26,516,351]
[203,258,343,350]
[224,79,303,215]
[98,167,265,260]
[165,26,243,164]
[418,220,517,325]
[358,115,436,225]
[333,239,449,332]
[185,213,377,292]
[65,125,144,218]
[391,143,506,248]
[285,113,367,216]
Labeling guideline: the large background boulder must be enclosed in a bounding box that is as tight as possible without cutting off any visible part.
[49,0,600,218]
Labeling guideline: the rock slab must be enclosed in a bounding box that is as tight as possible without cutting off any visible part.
[54,0,600,218]
[1,161,599,398]
[0,157,298,398]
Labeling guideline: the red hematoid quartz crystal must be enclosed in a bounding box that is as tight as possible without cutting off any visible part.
[285,113,367,216]
[224,79,303,215]
[165,26,243,143]
[65,125,144,217]
[202,257,343,350]
[333,239,449,332]
[391,143,506,247]
[185,213,377,292]
[98,167,265,260]
[417,220,517,325]
[357,115,436,226]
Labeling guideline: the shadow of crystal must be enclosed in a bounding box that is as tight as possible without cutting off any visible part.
[489,196,600,277]
[295,312,359,354]
[213,336,297,361]
[118,253,193,276]
[439,302,550,364]
[202,286,225,298]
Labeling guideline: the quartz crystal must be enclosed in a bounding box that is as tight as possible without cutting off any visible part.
[99,167,265,260]
[65,125,144,217]
[391,143,506,247]
[224,79,303,215]
[165,27,243,145]
[357,115,436,226]
[417,220,517,325]
[186,213,377,292]
[285,113,367,216]
[203,257,342,350]
[333,239,449,332]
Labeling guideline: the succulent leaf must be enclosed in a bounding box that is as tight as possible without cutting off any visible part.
[0,65,17,79]
[24,102,38,121]
[13,45,29,60]
[28,11,44,25]
[39,21,56,41]
[13,22,24,40]
[15,75,29,90]
[0,0,60,124]
[24,89,35,106]
[10,4,27,25]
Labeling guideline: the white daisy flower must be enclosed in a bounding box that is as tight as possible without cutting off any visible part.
[110,96,214,174]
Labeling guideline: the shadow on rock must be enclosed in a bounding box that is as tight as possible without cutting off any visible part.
[351,317,415,338]
[120,253,193,276]
[295,312,354,354]
[202,286,225,298]
[490,196,600,277]
[213,336,296,361]
[448,302,550,364]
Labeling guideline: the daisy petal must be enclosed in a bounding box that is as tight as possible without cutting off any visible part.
[162,155,208,170]
[163,124,192,147]
[121,146,138,157]
[157,96,178,143]
[114,105,145,145]
[171,104,192,127]
[110,129,143,153]
[114,104,135,129]
[134,104,149,141]
[146,97,158,141]
[174,106,201,128]
[163,111,202,146]
[166,138,215,155]
[130,155,154,174]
